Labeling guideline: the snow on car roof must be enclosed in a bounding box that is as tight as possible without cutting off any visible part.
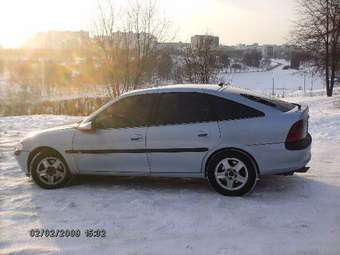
[123,84,252,97]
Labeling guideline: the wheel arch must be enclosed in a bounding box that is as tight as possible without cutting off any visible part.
[27,146,66,175]
[204,147,260,178]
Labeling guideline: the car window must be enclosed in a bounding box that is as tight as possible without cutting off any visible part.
[208,94,265,120]
[240,93,295,112]
[94,94,156,129]
[154,92,214,126]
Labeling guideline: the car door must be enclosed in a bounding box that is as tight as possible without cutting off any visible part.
[72,94,156,174]
[146,92,221,174]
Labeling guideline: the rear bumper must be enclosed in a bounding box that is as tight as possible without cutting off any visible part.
[294,166,310,173]
[247,139,312,176]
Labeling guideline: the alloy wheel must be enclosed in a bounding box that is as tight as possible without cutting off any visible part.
[214,157,249,191]
[36,157,67,185]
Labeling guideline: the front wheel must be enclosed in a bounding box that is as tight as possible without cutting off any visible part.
[31,150,71,189]
[207,151,257,196]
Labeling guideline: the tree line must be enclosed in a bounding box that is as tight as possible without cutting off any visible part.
[0,0,339,103]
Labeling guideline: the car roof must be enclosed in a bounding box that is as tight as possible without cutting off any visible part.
[122,84,251,97]
[120,84,286,116]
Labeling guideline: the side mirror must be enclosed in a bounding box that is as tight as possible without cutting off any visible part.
[77,122,94,132]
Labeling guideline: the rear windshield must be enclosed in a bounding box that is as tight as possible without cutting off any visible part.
[240,94,296,112]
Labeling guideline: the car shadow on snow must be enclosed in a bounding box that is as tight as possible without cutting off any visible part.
[70,174,212,193]
[66,173,325,199]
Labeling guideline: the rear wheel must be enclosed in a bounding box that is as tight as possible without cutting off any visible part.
[207,151,257,196]
[31,150,71,189]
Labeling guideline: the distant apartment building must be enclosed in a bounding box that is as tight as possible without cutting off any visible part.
[234,43,260,51]
[191,35,219,49]
[157,41,190,54]
[95,31,158,50]
[260,44,293,59]
[24,30,90,49]
[262,45,275,59]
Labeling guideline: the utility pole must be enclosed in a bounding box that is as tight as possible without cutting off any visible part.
[311,73,314,95]
[303,72,306,95]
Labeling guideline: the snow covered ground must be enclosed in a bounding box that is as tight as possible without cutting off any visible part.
[221,62,324,96]
[1,95,340,255]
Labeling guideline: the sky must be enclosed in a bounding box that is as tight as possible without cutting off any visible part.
[0,0,296,48]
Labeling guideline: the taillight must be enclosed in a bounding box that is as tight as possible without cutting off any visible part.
[286,120,305,143]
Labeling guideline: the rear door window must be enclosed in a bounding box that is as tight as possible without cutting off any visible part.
[154,92,214,126]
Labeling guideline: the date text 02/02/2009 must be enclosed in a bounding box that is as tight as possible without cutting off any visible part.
[29,228,106,238]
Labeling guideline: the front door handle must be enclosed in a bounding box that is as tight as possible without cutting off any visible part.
[197,131,209,137]
[130,134,143,141]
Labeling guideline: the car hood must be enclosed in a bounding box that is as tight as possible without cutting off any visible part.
[20,122,80,152]
[27,123,79,138]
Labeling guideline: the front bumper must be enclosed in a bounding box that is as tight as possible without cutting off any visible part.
[14,150,30,176]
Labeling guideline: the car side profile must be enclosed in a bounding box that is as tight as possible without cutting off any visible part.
[15,84,312,196]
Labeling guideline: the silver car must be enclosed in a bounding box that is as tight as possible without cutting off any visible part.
[15,84,312,196]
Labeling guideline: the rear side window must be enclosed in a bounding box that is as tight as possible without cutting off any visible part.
[154,92,213,125]
[241,94,295,112]
[208,95,265,120]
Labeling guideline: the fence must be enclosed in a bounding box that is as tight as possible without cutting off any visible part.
[1,86,339,117]
[0,96,111,116]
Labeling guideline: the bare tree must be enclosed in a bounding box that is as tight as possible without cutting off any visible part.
[242,49,262,68]
[183,37,220,84]
[292,0,340,96]
[92,1,125,98]
[0,58,4,75]
[93,0,173,97]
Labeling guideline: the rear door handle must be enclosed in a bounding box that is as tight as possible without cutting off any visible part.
[130,134,143,141]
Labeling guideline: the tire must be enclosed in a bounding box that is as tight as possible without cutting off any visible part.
[31,150,71,189]
[207,150,257,196]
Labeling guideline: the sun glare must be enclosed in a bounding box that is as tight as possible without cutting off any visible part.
[0,0,95,48]
[0,0,293,48]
